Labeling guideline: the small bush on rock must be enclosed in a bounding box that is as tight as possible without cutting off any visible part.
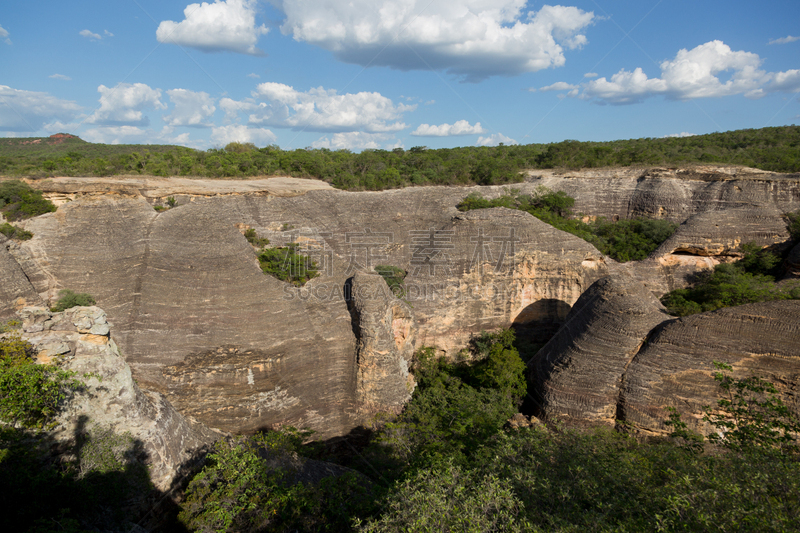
[0,179,57,221]
[51,289,96,312]
[0,222,32,240]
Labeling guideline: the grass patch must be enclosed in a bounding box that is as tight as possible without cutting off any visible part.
[244,228,270,248]
[374,265,407,297]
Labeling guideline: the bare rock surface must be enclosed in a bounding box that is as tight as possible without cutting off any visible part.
[0,236,43,318]
[619,300,800,437]
[16,306,217,491]
[528,273,672,426]
[349,271,416,415]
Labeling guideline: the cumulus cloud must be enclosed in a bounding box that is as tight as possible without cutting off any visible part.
[769,35,799,45]
[411,120,485,137]
[162,89,216,127]
[49,74,71,81]
[0,25,10,45]
[277,1,594,81]
[210,124,277,146]
[584,72,598,78]
[80,29,102,40]
[82,126,148,144]
[245,83,414,132]
[87,83,166,126]
[548,40,800,105]
[0,85,83,132]
[157,0,268,55]
[476,133,517,146]
[312,132,396,150]
[663,132,696,138]
[539,81,579,91]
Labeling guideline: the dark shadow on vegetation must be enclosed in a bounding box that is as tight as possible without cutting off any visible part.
[0,418,197,533]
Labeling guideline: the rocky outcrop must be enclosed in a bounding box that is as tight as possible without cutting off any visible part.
[624,204,792,296]
[348,271,416,416]
[528,274,672,426]
[5,167,798,438]
[17,306,217,491]
[619,300,800,437]
[0,236,43,318]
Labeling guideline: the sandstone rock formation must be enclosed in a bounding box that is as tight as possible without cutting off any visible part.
[2,167,797,438]
[0,236,43,319]
[16,305,217,490]
[348,271,416,416]
[619,300,800,437]
[528,274,672,426]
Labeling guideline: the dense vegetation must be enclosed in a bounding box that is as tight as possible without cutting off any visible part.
[176,330,800,532]
[457,188,678,262]
[0,179,57,221]
[661,241,800,316]
[2,125,799,190]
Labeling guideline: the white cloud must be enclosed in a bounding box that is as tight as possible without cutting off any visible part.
[663,132,696,138]
[769,35,800,45]
[247,73,260,79]
[87,83,166,126]
[584,72,598,78]
[0,85,83,132]
[312,132,395,150]
[104,30,114,37]
[157,0,268,55]
[476,133,517,146]
[79,29,102,40]
[278,1,594,81]
[411,120,485,137]
[247,83,414,132]
[82,126,148,144]
[210,124,277,146]
[0,24,10,45]
[49,74,71,81]
[539,81,579,91]
[558,40,800,105]
[770,70,800,93]
[219,96,258,123]
[163,89,216,127]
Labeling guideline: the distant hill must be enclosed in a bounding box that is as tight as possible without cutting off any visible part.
[1,126,798,190]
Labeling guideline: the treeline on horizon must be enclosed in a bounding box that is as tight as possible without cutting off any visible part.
[0,125,798,190]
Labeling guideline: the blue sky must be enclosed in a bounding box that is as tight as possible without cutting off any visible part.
[1,0,799,151]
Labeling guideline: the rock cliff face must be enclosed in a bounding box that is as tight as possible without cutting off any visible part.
[349,271,416,416]
[619,301,800,436]
[528,274,672,426]
[1,167,797,438]
[17,305,217,491]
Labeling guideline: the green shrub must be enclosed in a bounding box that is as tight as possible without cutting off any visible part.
[244,228,270,248]
[457,189,677,262]
[258,244,319,286]
[356,461,529,532]
[661,243,800,316]
[374,265,407,297]
[51,289,96,312]
[179,430,375,533]
[0,180,57,221]
[787,211,800,241]
[0,222,33,240]
[0,334,83,427]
